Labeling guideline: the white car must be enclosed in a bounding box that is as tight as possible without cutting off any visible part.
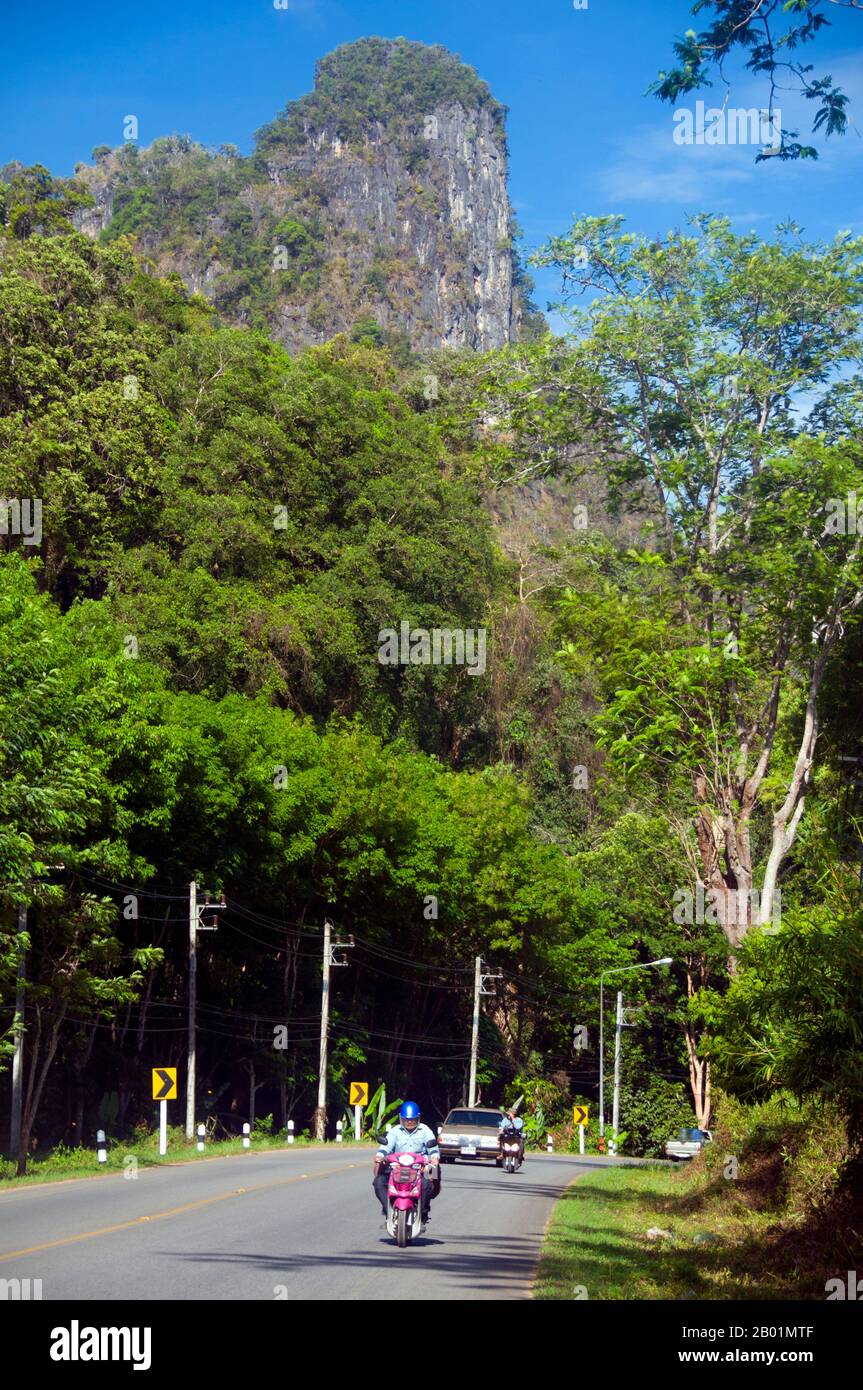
[437,1107,506,1163]
[665,1126,712,1160]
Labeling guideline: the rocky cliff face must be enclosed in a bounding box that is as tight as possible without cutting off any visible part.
[264,102,516,352]
[72,39,522,354]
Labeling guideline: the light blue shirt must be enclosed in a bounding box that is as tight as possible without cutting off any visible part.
[376,1122,439,1160]
[499,1116,524,1131]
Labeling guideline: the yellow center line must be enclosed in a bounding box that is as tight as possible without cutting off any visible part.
[0,1162,359,1263]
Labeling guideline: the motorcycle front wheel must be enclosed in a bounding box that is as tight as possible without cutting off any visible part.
[396,1207,409,1247]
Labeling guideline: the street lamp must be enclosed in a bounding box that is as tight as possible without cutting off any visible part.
[599,958,673,1149]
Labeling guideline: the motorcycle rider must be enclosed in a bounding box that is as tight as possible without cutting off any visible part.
[499,1107,525,1162]
[373,1101,440,1226]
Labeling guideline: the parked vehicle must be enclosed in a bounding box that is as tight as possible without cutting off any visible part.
[437,1107,505,1163]
[499,1124,523,1174]
[383,1152,435,1246]
[665,1126,712,1160]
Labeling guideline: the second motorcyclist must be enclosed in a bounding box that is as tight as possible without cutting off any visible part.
[499,1106,525,1163]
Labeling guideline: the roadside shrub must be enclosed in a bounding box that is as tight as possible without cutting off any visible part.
[703,1089,850,1213]
[617,1076,695,1157]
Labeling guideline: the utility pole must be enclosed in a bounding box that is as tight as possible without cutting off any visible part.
[468,956,481,1107]
[611,991,623,1154]
[9,904,27,1161]
[186,880,197,1142]
[468,958,502,1107]
[314,919,353,1141]
[186,882,223,1141]
[9,866,63,1169]
[314,917,331,1142]
[599,978,605,1144]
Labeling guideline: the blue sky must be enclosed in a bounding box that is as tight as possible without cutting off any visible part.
[2,0,861,315]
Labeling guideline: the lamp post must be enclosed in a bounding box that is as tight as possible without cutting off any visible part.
[599,958,673,1150]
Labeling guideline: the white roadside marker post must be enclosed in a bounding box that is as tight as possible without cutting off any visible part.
[354,1105,361,1142]
[96,1129,107,1165]
[336,1120,343,1143]
[242,1122,250,1149]
[197,1124,205,1152]
[287,1120,294,1144]
[546,1134,553,1153]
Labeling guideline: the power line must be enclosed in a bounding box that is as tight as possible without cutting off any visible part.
[73,869,188,901]
[223,906,476,977]
[222,899,320,938]
[220,917,322,957]
[351,935,475,972]
[61,873,492,983]
[347,955,473,992]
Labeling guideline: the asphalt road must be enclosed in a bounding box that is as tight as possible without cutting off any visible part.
[0,1148,620,1301]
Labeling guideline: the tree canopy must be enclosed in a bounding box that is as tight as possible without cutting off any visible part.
[651,0,857,161]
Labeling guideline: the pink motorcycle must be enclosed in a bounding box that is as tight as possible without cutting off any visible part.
[383,1152,436,1247]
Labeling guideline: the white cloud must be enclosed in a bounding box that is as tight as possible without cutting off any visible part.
[726,210,772,227]
[598,54,863,207]
[598,121,756,203]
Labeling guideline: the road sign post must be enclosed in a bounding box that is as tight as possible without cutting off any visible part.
[152,1067,177,1156]
[349,1082,368,1142]
[573,1105,589,1156]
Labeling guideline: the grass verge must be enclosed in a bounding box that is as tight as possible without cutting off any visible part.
[537,1092,863,1300]
[0,1133,377,1188]
[535,1161,830,1301]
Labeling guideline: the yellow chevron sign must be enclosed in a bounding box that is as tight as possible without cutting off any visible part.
[152,1067,177,1101]
[349,1082,368,1107]
[573,1105,589,1126]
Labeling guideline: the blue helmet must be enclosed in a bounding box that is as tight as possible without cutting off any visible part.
[400,1101,421,1123]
